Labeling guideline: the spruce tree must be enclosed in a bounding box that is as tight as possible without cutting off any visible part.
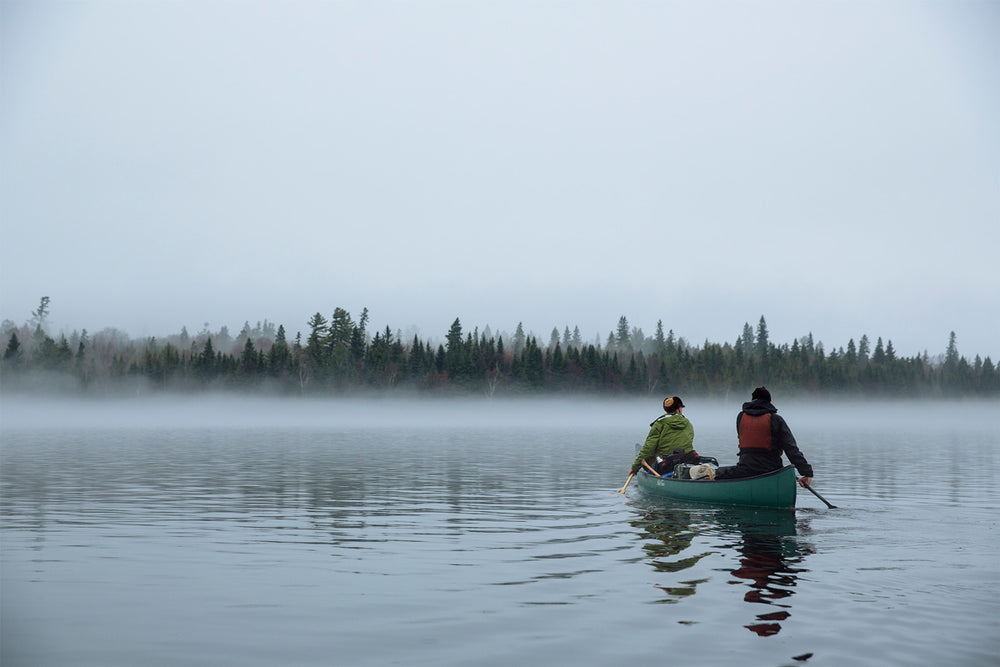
[755,316,770,357]
[3,331,22,368]
[616,316,631,353]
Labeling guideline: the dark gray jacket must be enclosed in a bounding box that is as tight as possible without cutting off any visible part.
[734,399,813,477]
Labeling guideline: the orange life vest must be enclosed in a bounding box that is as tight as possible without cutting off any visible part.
[738,413,773,451]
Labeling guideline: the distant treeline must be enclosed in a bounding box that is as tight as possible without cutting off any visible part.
[2,299,998,397]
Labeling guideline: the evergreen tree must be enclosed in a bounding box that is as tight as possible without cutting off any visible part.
[445,318,464,378]
[872,337,886,364]
[350,325,366,365]
[513,322,526,355]
[268,325,291,376]
[945,331,959,366]
[358,307,370,341]
[755,316,770,358]
[616,316,631,353]
[30,296,51,331]
[3,331,22,369]
[197,338,217,381]
[306,313,328,364]
[523,337,545,387]
[240,337,257,378]
[549,327,561,351]
[328,308,354,360]
[550,342,566,387]
[408,336,426,380]
[654,320,666,356]
[942,331,961,392]
[434,345,446,375]
[741,322,754,355]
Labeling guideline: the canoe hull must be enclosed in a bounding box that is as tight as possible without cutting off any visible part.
[636,465,797,509]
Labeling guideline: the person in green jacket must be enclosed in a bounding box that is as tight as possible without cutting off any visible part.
[630,396,697,475]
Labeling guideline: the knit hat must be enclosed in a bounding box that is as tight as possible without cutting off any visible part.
[751,386,771,402]
[663,396,685,412]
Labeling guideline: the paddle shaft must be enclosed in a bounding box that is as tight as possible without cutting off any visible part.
[641,460,662,477]
[801,481,837,508]
[618,473,635,494]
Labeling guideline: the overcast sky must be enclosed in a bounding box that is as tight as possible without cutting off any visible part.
[2,0,998,360]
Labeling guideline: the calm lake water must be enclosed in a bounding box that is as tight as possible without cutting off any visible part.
[2,396,998,667]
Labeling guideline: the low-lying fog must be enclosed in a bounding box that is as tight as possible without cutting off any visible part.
[1,394,996,437]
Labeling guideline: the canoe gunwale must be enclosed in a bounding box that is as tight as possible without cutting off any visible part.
[650,464,796,484]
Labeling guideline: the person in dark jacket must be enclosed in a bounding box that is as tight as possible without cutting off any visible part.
[715,387,814,487]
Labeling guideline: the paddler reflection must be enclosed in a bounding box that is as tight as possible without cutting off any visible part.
[635,503,813,636]
[630,506,708,600]
[716,507,813,636]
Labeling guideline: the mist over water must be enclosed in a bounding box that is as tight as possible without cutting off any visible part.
[2,396,998,666]
[4,393,995,433]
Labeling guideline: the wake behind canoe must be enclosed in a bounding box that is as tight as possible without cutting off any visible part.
[635,465,797,509]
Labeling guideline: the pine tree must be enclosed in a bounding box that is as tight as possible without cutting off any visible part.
[30,296,51,331]
[872,337,886,364]
[741,322,754,355]
[445,318,464,378]
[240,337,257,379]
[268,325,291,376]
[616,316,631,353]
[328,308,354,360]
[513,322,526,355]
[755,316,769,358]
[435,345,446,375]
[3,331,22,368]
[945,331,959,366]
[198,338,217,381]
[549,327,561,351]
[306,313,328,363]
[654,320,666,356]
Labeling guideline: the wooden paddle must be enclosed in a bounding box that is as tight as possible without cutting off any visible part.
[618,472,635,494]
[641,460,662,477]
[799,479,837,508]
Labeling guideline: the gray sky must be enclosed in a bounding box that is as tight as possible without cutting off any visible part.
[2,0,998,359]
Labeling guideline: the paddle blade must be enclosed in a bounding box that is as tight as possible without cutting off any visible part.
[803,482,837,508]
[619,473,635,494]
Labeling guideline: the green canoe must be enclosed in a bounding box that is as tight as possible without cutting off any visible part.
[635,465,797,509]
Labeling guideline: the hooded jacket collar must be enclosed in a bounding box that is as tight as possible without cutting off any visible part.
[741,398,777,416]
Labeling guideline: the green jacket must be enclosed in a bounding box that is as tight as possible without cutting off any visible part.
[631,413,695,473]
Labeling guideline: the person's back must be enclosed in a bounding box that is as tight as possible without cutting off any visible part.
[715,387,813,483]
[630,396,695,474]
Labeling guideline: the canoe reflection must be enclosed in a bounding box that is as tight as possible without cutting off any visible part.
[634,503,812,636]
